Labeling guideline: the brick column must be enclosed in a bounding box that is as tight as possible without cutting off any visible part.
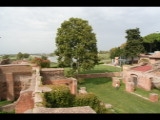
[145,78,152,91]
[71,78,77,95]
[112,77,120,87]
[5,73,14,101]
[126,81,135,92]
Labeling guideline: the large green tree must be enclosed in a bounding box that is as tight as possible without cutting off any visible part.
[143,33,160,52]
[124,28,145,64]
[55,17,99,72]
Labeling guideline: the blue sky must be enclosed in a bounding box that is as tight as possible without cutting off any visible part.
[0,7,160,54]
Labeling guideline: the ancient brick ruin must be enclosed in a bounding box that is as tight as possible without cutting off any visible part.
[122,51,160,102]
[123,51,160,91]
[0,64,78,113]
[0,64,32,101]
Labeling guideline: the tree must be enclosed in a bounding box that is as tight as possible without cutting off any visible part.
[2,55,9,59]
[109,42,126,60]
[16,52,23,60]
[55,17,99,72]
[23,53,30,58]
[41,55,47,60]
[143,33,160,52]
[109,47,121,59]
[124,28,145,64]
[31,57,50,68]
[1,55,10,64]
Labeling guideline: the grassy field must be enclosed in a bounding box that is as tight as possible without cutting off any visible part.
[77,64,160,113]
[79,64,121,74]
[98,53,111,64]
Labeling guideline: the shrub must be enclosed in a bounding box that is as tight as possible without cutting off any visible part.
[43,85,107,113]
[43,85,75,108]
[73,93,107,113]
[31,57,50,68]
[77,78,85,84]
[65,69,77,77]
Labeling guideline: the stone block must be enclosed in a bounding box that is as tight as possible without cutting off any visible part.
[149,93,158,102]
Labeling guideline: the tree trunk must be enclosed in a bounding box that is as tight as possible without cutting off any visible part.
[131,57,134,65]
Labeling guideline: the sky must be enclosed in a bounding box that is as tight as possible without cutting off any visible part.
[0,7,160,54]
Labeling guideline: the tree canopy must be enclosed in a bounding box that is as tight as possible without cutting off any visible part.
[55,17,99,72]
[124,28,145,64]
[16,52,30,60]
[143,33,160,52]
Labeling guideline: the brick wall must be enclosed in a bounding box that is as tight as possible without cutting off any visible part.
[40,68,65,82]
[0,64,32,73]
[0,65,32,101]
[13,72,32,100]
[76,72,121,79]
[123,70,153,91]
[44,78,77,95]
[5,73,14,101]
[0,74,7,100]
[15,91,34,113]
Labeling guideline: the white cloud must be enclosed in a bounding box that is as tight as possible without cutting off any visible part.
[1,7,160,54]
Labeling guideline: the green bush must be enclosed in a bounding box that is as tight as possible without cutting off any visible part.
[43,85,107,113]
[77,78,85,85]
[43,85,75,108]
[31,57,50,68]
[65,68,77,77]
[73,93,107,113]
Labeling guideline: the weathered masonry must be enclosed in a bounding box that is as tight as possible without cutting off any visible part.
[0,64,32,101]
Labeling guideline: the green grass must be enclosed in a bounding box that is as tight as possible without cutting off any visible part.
[77,64,160,113]
[98,53,111,64]
[79,64,121,74]
[134,87,160,98]
[78,78,160,113]
[50,62,58,68]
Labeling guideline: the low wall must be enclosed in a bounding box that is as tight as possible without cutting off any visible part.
[0,64,32,73]
[76,72,121,79]
[40,68,65,81]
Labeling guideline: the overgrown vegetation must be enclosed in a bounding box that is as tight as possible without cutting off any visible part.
[43,85,74,108]
[31,57,50,68]
[73,93,107,113]
[42,84,107,113]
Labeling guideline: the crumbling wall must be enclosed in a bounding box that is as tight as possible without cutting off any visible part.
[123,70,153,91]
[13,72,32,100]
[0,65,32,101]
[40,68,65,84]
[0,74,7,100]
[15,91,34,113]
